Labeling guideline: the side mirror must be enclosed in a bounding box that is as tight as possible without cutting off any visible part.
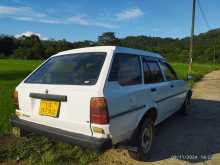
[187,75,193,81]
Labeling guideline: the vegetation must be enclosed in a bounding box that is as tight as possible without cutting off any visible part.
[0,134,97,165]
[0,27,219,164]
[172,63,220,82]
[1,28,220,63]
[0,59,98,165]
[0,59,41,133]
[0,59,219,164]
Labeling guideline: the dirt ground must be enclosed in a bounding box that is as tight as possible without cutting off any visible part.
[92,70,220,165]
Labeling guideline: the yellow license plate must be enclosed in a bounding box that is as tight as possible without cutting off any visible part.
[39,100,60,117]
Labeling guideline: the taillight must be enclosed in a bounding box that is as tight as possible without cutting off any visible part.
[13,91,19,109]
[90,97,109,124]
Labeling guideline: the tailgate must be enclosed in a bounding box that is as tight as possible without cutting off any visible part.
[17,84,98,136]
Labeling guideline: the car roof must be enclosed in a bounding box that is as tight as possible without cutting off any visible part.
[55,46,164,59]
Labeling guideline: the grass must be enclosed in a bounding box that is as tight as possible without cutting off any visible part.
[0,59,220,164]
[0,134,97,165]
[0,59,42,133]
[0,59,97,165]
[171,63,220,82]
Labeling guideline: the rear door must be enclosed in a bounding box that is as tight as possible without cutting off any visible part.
[17,52,107,136]
[104,53,145,143]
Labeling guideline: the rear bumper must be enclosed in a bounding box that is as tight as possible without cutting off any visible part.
[10,117,112,152]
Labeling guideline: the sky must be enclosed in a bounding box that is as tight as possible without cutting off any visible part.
[0,0,220,41]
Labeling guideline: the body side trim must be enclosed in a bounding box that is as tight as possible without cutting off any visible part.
[156,90,187,103]
[110,105,146,119]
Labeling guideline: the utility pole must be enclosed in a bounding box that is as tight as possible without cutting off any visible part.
[188,0,196,77]
[213,38,216,65]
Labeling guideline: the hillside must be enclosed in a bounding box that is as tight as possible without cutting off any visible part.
[0,28,220,63]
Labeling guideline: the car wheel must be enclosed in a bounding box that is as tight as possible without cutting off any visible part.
[181,93,192,115]
[137,118,154,161]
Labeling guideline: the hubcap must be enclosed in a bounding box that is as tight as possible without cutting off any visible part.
[141,126,152,153]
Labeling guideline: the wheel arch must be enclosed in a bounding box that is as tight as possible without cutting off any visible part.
[131,107,158,141]
[138,107,158,126]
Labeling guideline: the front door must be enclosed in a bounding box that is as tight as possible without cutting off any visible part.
[159,61,183,113]
[104,53,144,143]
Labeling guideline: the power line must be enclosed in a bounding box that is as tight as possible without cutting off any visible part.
[197,0,211,29]
[197,0,216,65]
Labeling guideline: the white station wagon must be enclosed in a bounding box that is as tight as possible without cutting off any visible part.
[11,46,191,159]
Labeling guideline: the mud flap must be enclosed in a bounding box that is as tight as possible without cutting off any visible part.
[12,127,21,137]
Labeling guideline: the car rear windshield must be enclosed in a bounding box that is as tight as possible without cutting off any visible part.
[24,52,106,85]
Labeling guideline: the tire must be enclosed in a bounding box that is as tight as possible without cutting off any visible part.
[137,118,154,161]
[180,93,192,115]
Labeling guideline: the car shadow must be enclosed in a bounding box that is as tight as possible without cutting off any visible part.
[148,98,220,163]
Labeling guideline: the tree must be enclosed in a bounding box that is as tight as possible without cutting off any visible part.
[30,43,45,59]
[72,40,96,48]
[0,35,16,57]
[14,48,31,59]
[1,27,220,63]
[97,32,119,46]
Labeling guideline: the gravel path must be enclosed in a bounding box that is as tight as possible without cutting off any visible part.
[92,70,220,165]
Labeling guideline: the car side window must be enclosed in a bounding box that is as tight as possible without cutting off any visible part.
[108,53,142,86]
[160,62,178,81]
[142,59,152,84]
[146,60,164,83]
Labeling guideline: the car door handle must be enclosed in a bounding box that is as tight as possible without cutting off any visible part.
[170,84,174,88]
[151,88,157,92]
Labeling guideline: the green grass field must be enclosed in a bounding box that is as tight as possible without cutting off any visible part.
[0,59,98,164]
[0,59,219,164]
[0,59,42,133]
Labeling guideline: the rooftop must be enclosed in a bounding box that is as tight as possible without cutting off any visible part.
[55,46,164,59]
